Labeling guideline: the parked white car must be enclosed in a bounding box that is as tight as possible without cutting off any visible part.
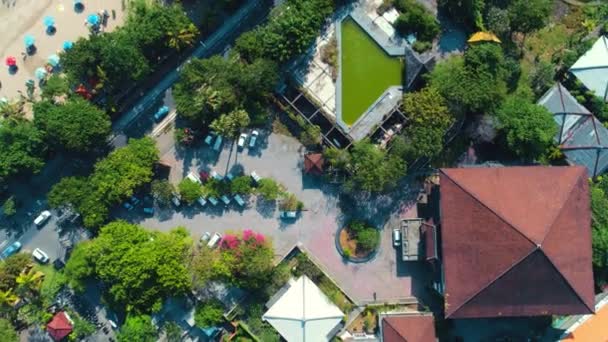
[249,130,259,148]
[250,171,261,183]
[220,195,231,205]
[207,232,222,248]
[200,232,211,244]
[32,248,49,263]
[34,210,52,227]
[187,171,202,184]
[393,228,402,247]
[237,133,248,149]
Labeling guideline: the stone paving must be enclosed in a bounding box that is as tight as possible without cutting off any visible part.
[128,130,430,304]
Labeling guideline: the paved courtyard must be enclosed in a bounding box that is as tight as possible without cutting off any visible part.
[128,129,430,304]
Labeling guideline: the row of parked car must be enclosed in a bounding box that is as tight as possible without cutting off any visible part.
[176,169,264,209]
[204,130,260,152]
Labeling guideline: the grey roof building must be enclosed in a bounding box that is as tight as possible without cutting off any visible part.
[538,83,608,177]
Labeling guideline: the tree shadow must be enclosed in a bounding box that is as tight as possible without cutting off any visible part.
[254,198,276,219]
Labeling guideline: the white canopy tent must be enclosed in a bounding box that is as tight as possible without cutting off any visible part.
[262,276,344,342]
[570,36,608,102]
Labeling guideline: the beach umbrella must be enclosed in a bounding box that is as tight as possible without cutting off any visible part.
[24,34,35,47]
[86,14,99,26]
[63,40,73,50]
[5,56,16,66]
[43,16,55,27]
[35,67,47,80]
[48,54,60,67]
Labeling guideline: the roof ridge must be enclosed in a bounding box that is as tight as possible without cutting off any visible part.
[447,246,537,318]
[539,249,595,314]
[539,168,584,245]
[440,169,538,245]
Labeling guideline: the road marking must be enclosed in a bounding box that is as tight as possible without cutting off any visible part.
[152,110,177,137]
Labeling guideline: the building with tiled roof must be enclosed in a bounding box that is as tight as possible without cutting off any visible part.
[380,313,436,342]
[439,166,594,319]
[555,292,608,341]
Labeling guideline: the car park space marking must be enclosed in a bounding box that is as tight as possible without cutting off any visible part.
[152,110,178,137]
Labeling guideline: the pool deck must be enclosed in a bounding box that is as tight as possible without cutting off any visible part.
[290,0,430,142]
[335,4,418,141]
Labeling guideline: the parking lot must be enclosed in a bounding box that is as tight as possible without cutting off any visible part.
[124,128,430,304]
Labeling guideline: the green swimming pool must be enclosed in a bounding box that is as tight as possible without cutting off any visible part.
[340,18,403,126]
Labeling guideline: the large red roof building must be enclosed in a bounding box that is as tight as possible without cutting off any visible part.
[439,166,594,319]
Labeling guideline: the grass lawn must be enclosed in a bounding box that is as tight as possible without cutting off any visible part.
[340,18,403,125]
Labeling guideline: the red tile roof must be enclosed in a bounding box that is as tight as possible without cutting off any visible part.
[47,311,73,341]
[382,314,436,342]
[439,166,594,319]
[304,153,324,175]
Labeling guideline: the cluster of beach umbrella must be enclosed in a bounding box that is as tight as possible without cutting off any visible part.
[3,0,90,80]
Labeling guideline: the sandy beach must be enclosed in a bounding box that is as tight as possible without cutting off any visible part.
[0,0,127,100]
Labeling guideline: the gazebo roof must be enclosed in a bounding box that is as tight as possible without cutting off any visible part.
[570,36,608,102]
[47,311,73,341]
[538,83,608,177]
[304,153,324,175]
[263,276,344,341]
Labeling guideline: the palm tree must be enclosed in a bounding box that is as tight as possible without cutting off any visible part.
[15,269,44,299]
[0,289,19,316]
[167,23,199,51]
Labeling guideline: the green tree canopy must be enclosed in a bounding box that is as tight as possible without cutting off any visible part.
[0,121,45,183]
[591,184,608,288]
[231,176,253,195]
[65,222,192,313]
[40,74,70,100]
[397,86,454,160]
[393,0,439,42]
[325,140,405,193]
[495,95,557,160]
[0,253,32,291]
[190,230,276,290]
[0,318,18,342]
[174,56,278,125]
[118,315,157,342]
[48,138,159,228]
[194,300,224,328]
[151,180,176,207]
[125,1,197,57]
[235,0,336,63]
[256,178,283,201]
[34,99,111,153]
[438,0,484,29]
[209,109,250,138]
[427,55,507,116]
[178,178,203,204]
[508,0,551,36]
[61,33,150,94]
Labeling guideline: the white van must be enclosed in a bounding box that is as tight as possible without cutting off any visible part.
[34,211,52,226]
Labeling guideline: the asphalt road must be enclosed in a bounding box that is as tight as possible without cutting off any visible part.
[0,0,269,262]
